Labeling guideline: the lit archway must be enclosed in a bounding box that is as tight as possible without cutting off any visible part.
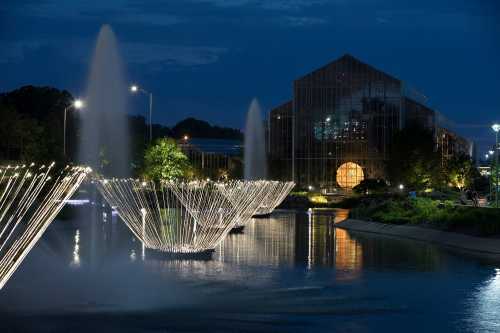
[336,162,364,189]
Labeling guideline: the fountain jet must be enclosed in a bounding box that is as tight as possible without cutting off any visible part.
[79,24,130,177]
[244,99,267,180]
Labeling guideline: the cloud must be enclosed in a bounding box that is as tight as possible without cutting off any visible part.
[0,39,227,70]
[5,0,184,26]
[192,0,329,10]
[0,41,46,64]
[282,16,328,27]
[376,17,389,24]
[123,43,228,68]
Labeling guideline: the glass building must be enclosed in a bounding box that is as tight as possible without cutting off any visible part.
[269,54,470,191]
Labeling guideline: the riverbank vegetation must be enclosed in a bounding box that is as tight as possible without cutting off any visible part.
[350,196,500,237]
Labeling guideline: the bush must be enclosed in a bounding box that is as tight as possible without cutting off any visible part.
[353,179,388,194]
[350,197,500,236]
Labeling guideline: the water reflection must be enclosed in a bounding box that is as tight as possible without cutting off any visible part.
[334,228,363,280]
[70,229,80,268]
[142,210,363,283]
[466,267,500,332]
[3,207,500,332]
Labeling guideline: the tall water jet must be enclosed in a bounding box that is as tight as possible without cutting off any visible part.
[79,25,130,177]
[244,98,267,180]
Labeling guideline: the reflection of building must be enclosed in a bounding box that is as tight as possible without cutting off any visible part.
[334,228,363,280]
[218,214,296,267]
[269,54,471,190]
[294,211,362,280]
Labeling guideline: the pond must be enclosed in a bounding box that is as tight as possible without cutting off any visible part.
[0,207,498,332]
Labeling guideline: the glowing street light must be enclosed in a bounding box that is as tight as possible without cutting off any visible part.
[183,135,189,141]
[64,98,85,157]
[130,84,153,142]
[486,154,490,160]
[490,150,495,156]
[492,123,500,208]
[399,184,404,191]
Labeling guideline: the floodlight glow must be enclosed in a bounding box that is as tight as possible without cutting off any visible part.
[493,124,500,133]
[130,85,138,93]
[399,184,404,190]
[490,150,495,155]
[73,99,84,109]
[183,135,189,140]
[0,163,89,289]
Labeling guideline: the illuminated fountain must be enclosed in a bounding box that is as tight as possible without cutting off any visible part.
[254,181,295,216]
[216,180,270,231]
[97,179,257,256]
[0,163,90,289]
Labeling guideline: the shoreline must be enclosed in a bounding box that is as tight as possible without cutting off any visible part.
[336,219,500,261]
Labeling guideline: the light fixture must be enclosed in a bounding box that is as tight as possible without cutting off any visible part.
[183,135,189,141]
[130,85,138,93]
[73,99,84,109]
[492,124,500,133]
[489,150,494,155]
[399,184,404,190]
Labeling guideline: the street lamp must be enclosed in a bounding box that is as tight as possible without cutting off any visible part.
[130,84,153,142]
[492,123,500,208]
[64,98,84,157]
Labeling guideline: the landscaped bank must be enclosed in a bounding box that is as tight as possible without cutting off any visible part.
[350,196,500,236]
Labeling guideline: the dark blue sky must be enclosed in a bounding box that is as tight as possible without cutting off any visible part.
[1,0,499,153]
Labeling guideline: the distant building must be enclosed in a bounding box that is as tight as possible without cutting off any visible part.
[178,138,242,180]
[268,54,471,191]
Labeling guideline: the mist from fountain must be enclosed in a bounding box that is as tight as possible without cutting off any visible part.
[244,98,267,180]
[79,24,130,177]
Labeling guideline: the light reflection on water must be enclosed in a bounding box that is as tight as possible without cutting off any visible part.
[1,207,500,332]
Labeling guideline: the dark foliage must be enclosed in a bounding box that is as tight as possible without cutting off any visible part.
[171,117,243,140]
[353,179,388,194]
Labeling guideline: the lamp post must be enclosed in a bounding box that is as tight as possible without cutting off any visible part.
[130,84,153,143]
[493,124,500,208]
[64,99,84,157]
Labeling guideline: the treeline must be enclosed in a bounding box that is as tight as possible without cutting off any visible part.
[0,85,243,164]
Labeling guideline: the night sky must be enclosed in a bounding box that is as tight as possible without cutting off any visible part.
[1,0,499,153]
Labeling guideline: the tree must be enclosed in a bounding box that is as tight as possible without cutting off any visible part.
[353,179,388,194]
[171,117,243,140]
[142,138,192,182]
[445,153,475,190]
[386,126,441,190]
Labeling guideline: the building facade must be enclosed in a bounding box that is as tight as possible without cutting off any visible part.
[269,54,470,191]
[178,138,242,180]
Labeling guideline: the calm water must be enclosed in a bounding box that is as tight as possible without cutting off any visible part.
[1,207,499,332]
